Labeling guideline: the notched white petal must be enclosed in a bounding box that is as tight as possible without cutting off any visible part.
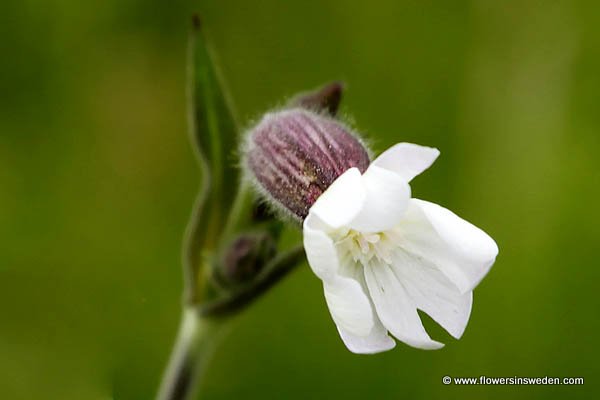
[349,165,411,233]
[309,167,365,230]
[372,142,440,182]
[323,276,375,337]
[400,199,499,294]
[390,250,473,339]
[337,321,396,354]
[364,263,444,350]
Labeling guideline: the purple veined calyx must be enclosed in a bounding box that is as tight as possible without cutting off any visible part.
[245,108,370,220]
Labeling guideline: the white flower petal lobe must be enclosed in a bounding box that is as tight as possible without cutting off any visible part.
[349,165,411,233]
[323,275,375,337]
[371,142,440,182]
[390,249,472,339]
[364,262,444,350]
[399,199,499,293]
[337,322,396,354]
[309,167,365,230]
[303,214,340,282]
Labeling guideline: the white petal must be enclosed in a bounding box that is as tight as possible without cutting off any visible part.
[303,214,339,282]
[333,267,396,354]
[390,249,472,339]
[309,167,365,230]
[400,199,499,294]
[372,142,440,182]
[337,321,396,354]
[323,275,375,337]
[364,263,444,350]
[349,165,411,233]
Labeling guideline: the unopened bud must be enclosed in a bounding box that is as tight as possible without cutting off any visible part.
[290,81,344,116]
[221,233,276,284]
[245,109,370,220]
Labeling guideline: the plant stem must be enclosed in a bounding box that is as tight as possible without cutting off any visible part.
[157,247,305,399]
[157,309,227,400]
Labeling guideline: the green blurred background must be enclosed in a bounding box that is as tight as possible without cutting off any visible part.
[2,0,599,399]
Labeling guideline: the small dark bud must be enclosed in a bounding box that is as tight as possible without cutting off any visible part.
[245,108,370,221]
[221,233,276,284]
[191,13,202,29]
[290,81,344,116]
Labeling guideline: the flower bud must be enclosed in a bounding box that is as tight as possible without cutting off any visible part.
[289,81,344,116]
[220,233,276,285]
[245,109,370,220]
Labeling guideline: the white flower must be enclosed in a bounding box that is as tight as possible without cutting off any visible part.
[303,143,498,354]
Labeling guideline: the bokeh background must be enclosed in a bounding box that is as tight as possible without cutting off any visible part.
[2,0,599,399]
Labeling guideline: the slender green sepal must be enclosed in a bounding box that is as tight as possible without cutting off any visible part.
[184,15,240,303]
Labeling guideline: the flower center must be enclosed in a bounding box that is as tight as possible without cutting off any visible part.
[335,229,395,267]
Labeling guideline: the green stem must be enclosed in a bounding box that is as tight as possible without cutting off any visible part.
[157,309,228,400]
[157,246,305,399]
